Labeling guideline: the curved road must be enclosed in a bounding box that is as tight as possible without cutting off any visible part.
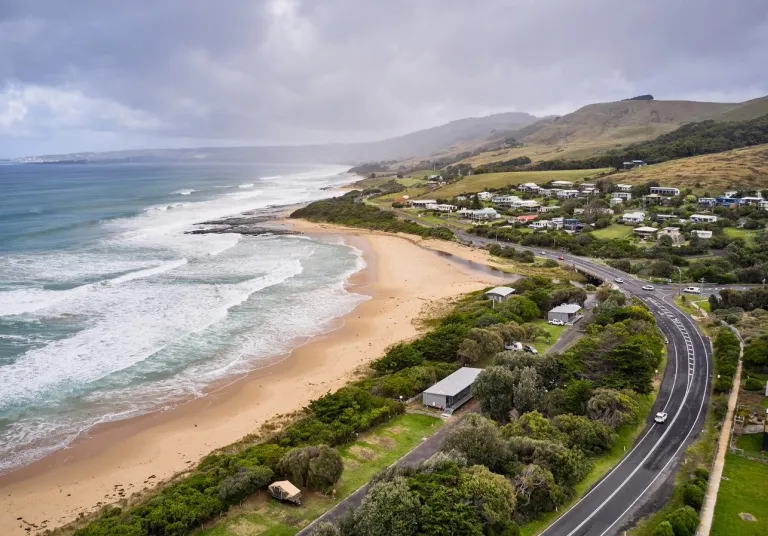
[460,233,713,535]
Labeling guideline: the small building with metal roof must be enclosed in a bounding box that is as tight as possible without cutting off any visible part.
[485,286,516,303]
[548,303,582,324]
[423,367,483,411]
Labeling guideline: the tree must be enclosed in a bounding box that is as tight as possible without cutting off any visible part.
[355,477,421,536]
[458,465,517,528]
[502,411,565,443]
[587,388,641,429]
[279,446,343,492]
[472,366,517,422]
[442,414,507,470]
[511,464,563,522]
[458,338,484,365]
[667,506,699,536]
[553,414,617,455]
[311,523,341,536]
[372,343,423,373]
[513,367,545,414]
[499,296,542,323]
[218,466,274,504]
[652,521,675,536]
[561,380,594,415]
[683,482,705,511]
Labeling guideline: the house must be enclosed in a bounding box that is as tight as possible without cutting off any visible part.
[426,204,457,212]
[515,214,539,224]
[462,208,500,221]
[423,367,483,411]
[622,160,646,170]
[616,184,633,192]
[551,180,574,188]
[529,220,557,230]
[538,188,553,198]
[477,192,493,201]
[760,200,768,211]
[655,214,678,222]
[622,211,646,224]
[563,218,584,232]
[518,182,540,193]
[633,226,659,239]
[486,286,516,303]
[456,195,468,201]
[609,197,624,205]
[690,214,718,223]
[724,190,739,198]
[539,205,560,213]
[580,187,599,196]
[650,186,680,197]
[556,189,580,199]
[739,196,764,206]
[691,230,713,239]
[492,195,522,207]
[410,199,437,208]
[612,192,632,201]
[643,194,664,205]
[548,303,582,324]
[698,197,716,207]
[716,196,739,208]
[658,227,683,244]
[427,174,443,182]
[516,199,541,211]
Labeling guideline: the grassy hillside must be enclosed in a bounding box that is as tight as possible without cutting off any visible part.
[457,97,768,168]
[617,143,768,192]
[421,168,611,198]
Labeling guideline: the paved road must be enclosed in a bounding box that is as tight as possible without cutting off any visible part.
[457,232,712,535]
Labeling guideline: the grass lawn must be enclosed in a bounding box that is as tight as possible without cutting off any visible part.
[530,319,568,353]
[396,177,428,187]
[591,224,633,240]
[424,169,612,199]
[735,433,766,457]
[521,392,658,536]
[711,453,768,536]
[724,227,761,245]
[200,413,442,536]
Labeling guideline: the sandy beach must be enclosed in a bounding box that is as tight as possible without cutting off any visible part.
[0,222,508,535]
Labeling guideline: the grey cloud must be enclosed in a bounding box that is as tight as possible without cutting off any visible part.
[1,0,767,155]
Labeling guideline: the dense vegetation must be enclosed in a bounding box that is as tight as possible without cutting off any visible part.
[712,327,741,394]
[291,190,455,240]
[315,286,664,535]
[529,113,768,170]
[710,288,768,312]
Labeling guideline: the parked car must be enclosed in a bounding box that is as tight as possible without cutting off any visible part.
[505,342,524,351]
[557,256,565,260]
[524,344,538,354]
[683,286,701,294]
[548,319,565,326]
[654,412,669,424]
[540,251,547,255]
[614,278,624,284]
[642,285,655,291]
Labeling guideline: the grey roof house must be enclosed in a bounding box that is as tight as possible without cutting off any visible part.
[485,286,515,303]
[548,303,582,324]
[423,367,483,412]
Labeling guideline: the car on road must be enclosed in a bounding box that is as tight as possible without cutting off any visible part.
[642,285,655,291]
[505,342,524,351]
[614,278,624,284]
[523,344,538,354]
[557,256,565,260]
[683,286,701,294]
[548,319,565,326]
[540,251,547,255]
[654,412,668,424]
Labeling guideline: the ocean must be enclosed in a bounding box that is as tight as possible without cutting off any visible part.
[0,162,368,474]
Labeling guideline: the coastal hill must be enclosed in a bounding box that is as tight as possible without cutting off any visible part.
[14,96,768,167]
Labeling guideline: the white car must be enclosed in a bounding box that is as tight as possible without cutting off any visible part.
[540,251,547,255]
[642,285,655,291]
[654,412,668,424]
[524,344,539,355]
[683,286,701,294]
[614,278,624,284]
[548,319,565,326]
[505,342,524,351]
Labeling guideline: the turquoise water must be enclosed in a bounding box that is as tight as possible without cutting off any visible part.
[0,162,367,473]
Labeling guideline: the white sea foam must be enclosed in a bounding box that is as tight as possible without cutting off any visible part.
[238,182,254,188]
[173,189,197,196]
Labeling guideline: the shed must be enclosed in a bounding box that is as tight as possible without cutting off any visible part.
[269,481,302,505]
[548,303,582,324]
[486,286,516,303]
[423,367,483,411]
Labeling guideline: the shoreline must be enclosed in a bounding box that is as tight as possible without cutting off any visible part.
[0,221,508,536]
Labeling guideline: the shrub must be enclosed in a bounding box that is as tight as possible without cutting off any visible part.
[371,343,424,373]
[743,377,764,391]
[279,445,343,492]
[218,466,273,504]
[667,506,699,536]
[652,520,675,536]
[683,482,705,511]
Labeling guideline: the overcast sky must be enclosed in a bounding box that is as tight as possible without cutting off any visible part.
[1,0,767,157]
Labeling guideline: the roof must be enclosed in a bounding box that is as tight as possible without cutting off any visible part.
[550,303,582,314]
[516,215,538,221]
[633,226,658,233]
[424,367,483,397]
[486,286,516,297]
[270,481,301,498]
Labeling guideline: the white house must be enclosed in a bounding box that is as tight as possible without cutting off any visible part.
[609,197,624,205]
[724,190,739,198]
[650,186,681,197]
[538,188,553,198]
[612,192,632,201]
[690,214,718,223]
[426,204,457,212]
[486,286,516,303]
[622,211,646,224]
[760,200,768,211]
[492,195,521,207]
[456,195,468,201]
[530,220,561,230]
[739,196,764,206]
[458,208,500,221]
[698,197,716,207]
[477,192,493,201]
[658,227,683,244]
[616,184,633,192]
[633,226,658,239]
[551,180,574,188]
[691,230,713,239]
[411,199,437,208]
[580,183,596,190]
[518,182,540,193]
[556,189,580,199]
[538,205,560,213]
[515,199,541,211]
